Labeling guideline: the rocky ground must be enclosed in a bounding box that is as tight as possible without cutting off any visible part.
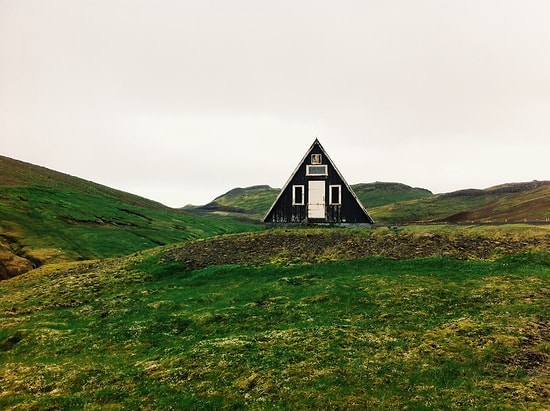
[162,228,550,271]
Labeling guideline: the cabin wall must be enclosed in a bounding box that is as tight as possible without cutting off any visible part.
[264,144,373,224]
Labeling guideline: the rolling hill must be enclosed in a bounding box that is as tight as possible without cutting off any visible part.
[371,180,550,224]
[1,228,549,409]
[2,154,549,278]
[1,155,549,408]
[191,180,550,225]
[352,182,433,207]
[0,156,260,279]
[191,182,433,220]
[191,185,280,217]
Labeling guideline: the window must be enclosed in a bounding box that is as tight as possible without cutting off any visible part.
[329,185,341,205]
[311,154,322,165]
[292,185,305,205]
[306,165,328,176]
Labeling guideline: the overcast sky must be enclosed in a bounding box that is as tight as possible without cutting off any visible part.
[1,1,549,207]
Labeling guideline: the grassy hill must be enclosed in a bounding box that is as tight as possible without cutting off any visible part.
[441,181,550,223]
[190,180,550,225]
[192,185,280,217]
[1,227,549,409]
[370,181,550,224]
[192,182,433,220]
[352,182,433,208]
[2,154,549,279]
[0,156,260,278]
[2,156,549,408]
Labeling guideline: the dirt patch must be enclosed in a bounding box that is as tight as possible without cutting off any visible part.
[0,242,33,280]
[162,229,550,271]
[502,320,550,393]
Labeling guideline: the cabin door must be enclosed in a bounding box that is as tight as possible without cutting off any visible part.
[308,181,326,219]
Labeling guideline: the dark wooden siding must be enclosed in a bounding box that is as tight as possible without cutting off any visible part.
[264,141,374,225]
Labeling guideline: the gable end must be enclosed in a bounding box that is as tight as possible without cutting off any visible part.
[263,139,374,225]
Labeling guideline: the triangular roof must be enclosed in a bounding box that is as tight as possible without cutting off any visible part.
[263,139,374,224]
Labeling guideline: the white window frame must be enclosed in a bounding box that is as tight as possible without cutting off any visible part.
[292,185,305,205]
[329,184,342,205]
[306,165,328,176]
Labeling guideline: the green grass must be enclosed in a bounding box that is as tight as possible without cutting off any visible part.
[210,185,279,216]
[0,155,260,271]
[369,193,491,224]
[370,183,550,224]
[352,182,433,208]
[1,248,549,409]
[0,184,259,264]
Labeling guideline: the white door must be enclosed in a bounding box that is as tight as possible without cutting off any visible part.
[308,181,326,219]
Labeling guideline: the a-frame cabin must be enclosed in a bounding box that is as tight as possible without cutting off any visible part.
[263,139,374,225]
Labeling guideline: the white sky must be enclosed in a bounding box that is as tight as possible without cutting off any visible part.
[1,0,549,207]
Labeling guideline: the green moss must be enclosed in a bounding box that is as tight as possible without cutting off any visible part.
[0,185,260,265]
[1,249,549,409]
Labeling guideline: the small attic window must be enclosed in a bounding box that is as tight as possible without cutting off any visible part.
[311,154,322,165]
[306,165,328,176]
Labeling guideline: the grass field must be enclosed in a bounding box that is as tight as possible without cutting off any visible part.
[0,184,259,269]
[1,228,549,410]
[2,155,549,409]
[0,155,260,277]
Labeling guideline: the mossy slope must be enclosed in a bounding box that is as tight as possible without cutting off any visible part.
[0,228,549,409]
[0,156,259,277]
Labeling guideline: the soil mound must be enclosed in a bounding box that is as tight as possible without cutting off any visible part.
[163,229,550,271]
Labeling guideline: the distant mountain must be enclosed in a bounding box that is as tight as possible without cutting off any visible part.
[351,182,433,208]
[437,181,550,223]
[0,156,260,279]
[371,180,550,224]
[191,185,279,217]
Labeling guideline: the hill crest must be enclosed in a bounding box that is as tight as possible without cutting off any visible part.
[1,155,549,278]
[195,181,550,224]
[0,156,259,279]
